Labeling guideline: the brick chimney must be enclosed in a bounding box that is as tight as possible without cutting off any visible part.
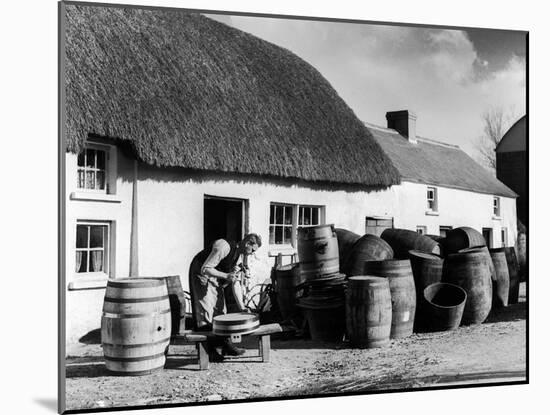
[386,110,417,143]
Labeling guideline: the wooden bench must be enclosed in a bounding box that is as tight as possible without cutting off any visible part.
[169,323,282,370]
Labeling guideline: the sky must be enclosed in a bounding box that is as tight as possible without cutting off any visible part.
[206,13,526,160]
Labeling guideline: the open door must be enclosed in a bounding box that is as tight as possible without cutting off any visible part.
[203,196,246,249]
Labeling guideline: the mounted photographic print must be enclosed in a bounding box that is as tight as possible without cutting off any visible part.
[59,1,528,413]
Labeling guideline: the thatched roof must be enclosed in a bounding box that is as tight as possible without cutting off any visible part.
[365,122,517,198]
[63,3,400,187]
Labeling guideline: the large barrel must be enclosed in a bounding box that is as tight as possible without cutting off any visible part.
[334,228,361,272]
[488,250,510,308]
[459,246,495,281]
[212,312,260,336]
[363,259,416,338]
[443,251,492,325]
[343,234,393,276]
[444,227,486,255]
[408,250,443,329]
[274,263,305,321]
[381,228,441,259]
[101,278,172,375]
[346,276,392,348]
[422,282,467,332]
[146,275,186,335]
[490,247,519,304]
[298,224,339,280]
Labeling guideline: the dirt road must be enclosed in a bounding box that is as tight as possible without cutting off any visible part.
[65,284,526,411]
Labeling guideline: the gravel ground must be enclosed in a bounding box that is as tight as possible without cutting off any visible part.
[64,283,527,411]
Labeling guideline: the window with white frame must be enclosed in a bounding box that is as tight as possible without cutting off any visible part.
[269,203,324,246]
[493,197,501,217]
[416,226,427,235]
[75,221,110,275]
[427,187,438,211]
[501,227,508,247]
[77,147,107,192]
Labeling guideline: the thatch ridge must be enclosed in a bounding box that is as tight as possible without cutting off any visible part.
[64,4,400,187]
[369,125,517,198]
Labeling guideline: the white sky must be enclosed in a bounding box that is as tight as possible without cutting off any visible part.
[207,14,526,160]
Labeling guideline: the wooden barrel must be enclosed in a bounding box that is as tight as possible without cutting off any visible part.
[298,301,345,342]
[444,227,486,255]
[491,246,521,304]
[101,278,172,375]
[298,224,339,280]
[408,250,443,329]
[346,276,392,348]
[334,228,361,272]
[275,263,305,321]
[422,282,467,332]
[381,228,441,259]
[343,234,393,277]
[459,246,495,281]
[363,259,416,339]
[488,250,510,308]
[443,251,492,325]
[212,312,260,336]
[146,276,186,335]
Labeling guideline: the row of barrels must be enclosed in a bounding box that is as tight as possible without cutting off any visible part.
[275,224,521,347]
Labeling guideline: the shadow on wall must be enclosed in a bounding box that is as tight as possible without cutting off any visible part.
[79,328,101,344]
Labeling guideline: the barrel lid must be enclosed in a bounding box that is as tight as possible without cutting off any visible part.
[276,263,299,272]
[213,312,259,323]
[348,275,389,285]
[107,278,164,288]
[408,250,443,261]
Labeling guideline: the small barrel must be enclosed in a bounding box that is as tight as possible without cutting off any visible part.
[146,275,186,335]
[408,250,444,329]
[443,251,492,325]
[298,224,339,280]
[363,259,416,339]
[334,228,361,272]
[422,282,467,332]
[275,263,305,321]
[381,228,441,259]
[298,301,345,342]
[212,312,260,336]
[101,278,172,375]
[343,234,394,276]
[346,276,392,348]
[444,227,486,255]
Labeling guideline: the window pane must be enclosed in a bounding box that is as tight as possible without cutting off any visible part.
[76,225,88,248]
[96,150,106,170]
[77,251,88,273]
[269,205,275,224]
[90,226,105,248]
[284,227,292,244]
[90,251,104,272]
[77,152,85,167]
[275,205,283,224]
[312,208,319,225]
[275,226,283,244]
[284,206,293,225]
[96,171,105,190]
[77,169,85,188]
[86,171,95,189]
[269,226,275,244]
[86,149,96,168]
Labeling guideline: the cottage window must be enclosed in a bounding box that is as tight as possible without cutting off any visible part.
[269,203,324,247]
[501,227,508,247]
[493,197,501,217]
[427,187,437,211]
[416,226,427,235]
[75,222,110,275]
[77,148,107,192]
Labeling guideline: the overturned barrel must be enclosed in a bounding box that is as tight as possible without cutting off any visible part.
[334,228,361,273]
[298,224,339,280]
[363,259,416,338]
[443,251,492,325]
[343,234,393,276]
[423,282,467,332]
[444,227,486,255]
[346,276,392,348]
[381,228,441,259]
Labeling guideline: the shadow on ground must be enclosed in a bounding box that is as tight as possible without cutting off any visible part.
[486,302,527,323]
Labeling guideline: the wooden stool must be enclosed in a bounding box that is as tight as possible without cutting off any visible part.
[169,323,282,370]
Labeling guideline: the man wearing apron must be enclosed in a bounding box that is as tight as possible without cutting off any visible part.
[189,233,262,357]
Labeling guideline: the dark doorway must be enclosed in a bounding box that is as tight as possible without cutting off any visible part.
[204,196,245,249]
[482,228,493,248]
